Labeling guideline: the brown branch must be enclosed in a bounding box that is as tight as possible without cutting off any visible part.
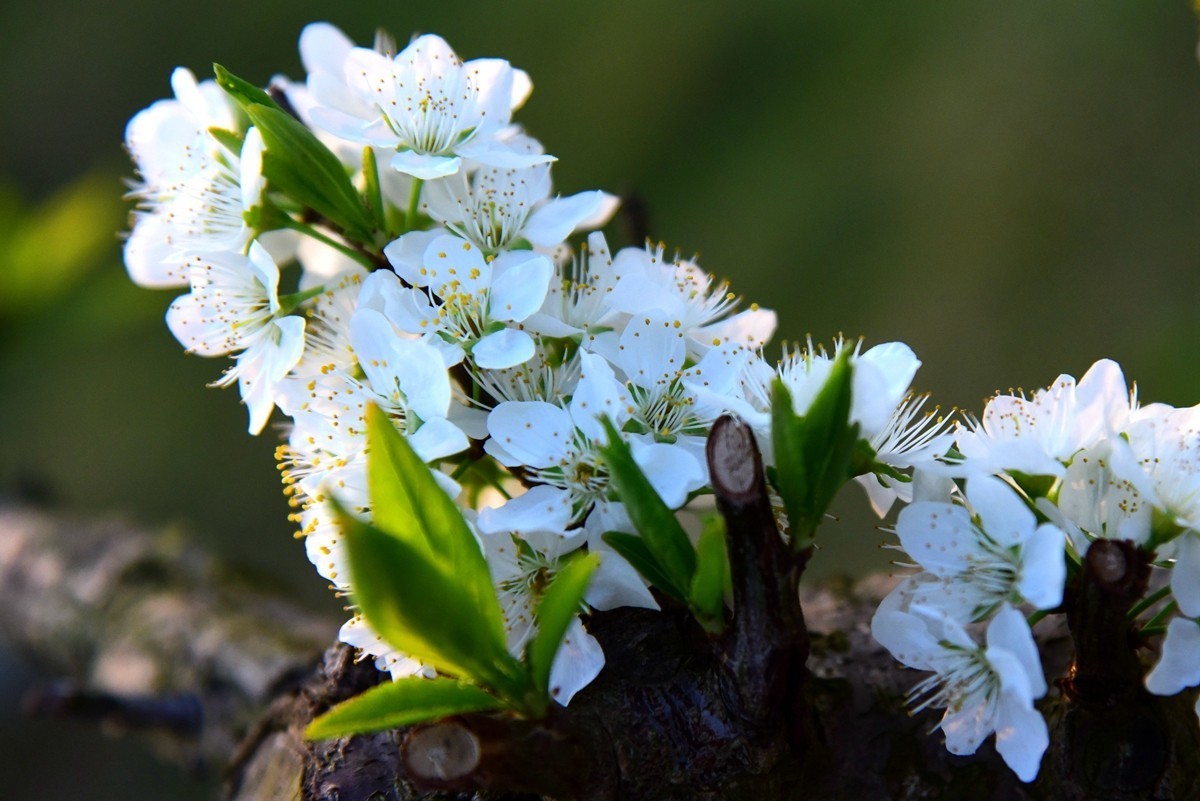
[4,495,1200,800]
[707,414,810,728]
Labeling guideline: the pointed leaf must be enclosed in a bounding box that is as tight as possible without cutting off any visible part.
[244,102,374,242]
[306,677,505,740]
[364,404,506,644]
[599,417,696,593]
[689,516,729,629]
[770,349,858,544]
[602,531,686,603]
[528,553,600,695]
[335,502,525,698]
[213,63,281,112]
[207,126,245,156]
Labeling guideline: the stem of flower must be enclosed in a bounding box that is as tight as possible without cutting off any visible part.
[406,178,425,229]
[1141,599,1178,633]
[1127,585,1173,622]
[281,218,376,270]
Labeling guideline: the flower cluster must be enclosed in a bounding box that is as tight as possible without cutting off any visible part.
[874,359,1200,780]
[122,20,1200,784]
[125,21,947,706]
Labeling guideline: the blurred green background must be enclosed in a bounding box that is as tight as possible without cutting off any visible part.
[1,1,1198,797]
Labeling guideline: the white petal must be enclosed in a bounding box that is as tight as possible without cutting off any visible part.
[569,351,631,442]
[476,485,574,536]
[124,215,188,288]
[392,338,453,421]
[391,150,462,180]
[584,543,660,611]
[1017,523,1066,611]
[939,703,990,756]
[993,687,1049,782]
[299,22,354,76]
[1173,534,1200,618]
[523,191,615,248]
[629,441,704,509]
[967,474,1035,548]
[486,402,573,467]
[490,251,553,322]
[456,137,556,170]
[986,604,1046,698]
[421,234,490,298]
[694,307,777,351]
[618,314,686,391]
[870,582,943,670]
[895,502,976,577]
[382,229,444,286]
[407,417,469,463]
[1146,618,1200,696]
[166,292,230,356]
[472,328,535,369]
[859,342,920,406]
[548,618,604,706]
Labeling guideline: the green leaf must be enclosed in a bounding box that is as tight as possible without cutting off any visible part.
[207,126,244,156]
[602,532,686,602]
[213,63,281,112]
[243,102,375,242]
[363,405,505,640]
[598,417,696,593]
[362,146,387,232]
[528,553,600,697]
[306,677,505,740]
[770,349,858,546]
[335,502,526,699]
[689,516,729,630]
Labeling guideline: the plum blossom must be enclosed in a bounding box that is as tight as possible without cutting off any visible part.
[872,600,1049,782]
[893,473,1066,621]
[954,359,1134,478]
[166,242,305,433]
[378,233,554,369]
[306,33,548,179]
[422,133,618,252]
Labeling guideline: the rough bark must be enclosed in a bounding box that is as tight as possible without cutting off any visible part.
[3,422,1199,800]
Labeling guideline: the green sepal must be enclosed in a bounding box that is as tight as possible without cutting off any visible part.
[243,102,375,243]
[601,531,687,603]
[363,404,508,650]
[333,500,526,700]
[305,677,506,740]
[527,553,600,703]
[689,516,730,632]
[770,349,859,547]
[598,417,696,593]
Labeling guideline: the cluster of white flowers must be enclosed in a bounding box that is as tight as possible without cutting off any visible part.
[874,359,1200,780]
[123,21,1200,783]
[125,22,947,707]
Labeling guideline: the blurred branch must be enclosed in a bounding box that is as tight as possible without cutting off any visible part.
[3,502,1198,800]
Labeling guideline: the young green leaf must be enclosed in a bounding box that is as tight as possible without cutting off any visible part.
[306,677,505,740]
[363,404,505,637]
[243,103,375,243]
[770,349,858,545]
[601,532,687,603]
[213,63,281,111]
[598,417,696,593]
[334,502,526,699]
[207,126,245,156]
[689,516,729,630]
[527,553,600,698]
[362,146,387,232]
